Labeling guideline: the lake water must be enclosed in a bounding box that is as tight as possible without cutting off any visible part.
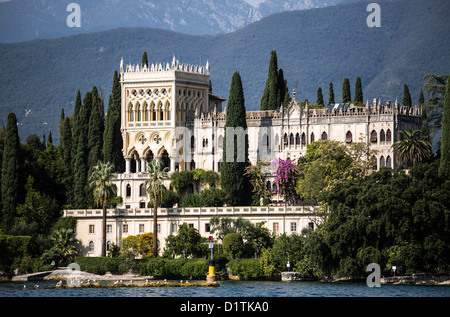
[1,280,449,297]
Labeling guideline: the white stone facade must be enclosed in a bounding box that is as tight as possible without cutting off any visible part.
[67,57,422,256]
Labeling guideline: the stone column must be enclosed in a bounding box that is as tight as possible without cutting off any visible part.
[141,159,147,172]
[125,158,131,174]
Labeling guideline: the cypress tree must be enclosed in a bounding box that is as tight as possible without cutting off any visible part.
[342,78,351,103]
[418,89,424,105]
[47,131,53,146]
[354,77,363,103]
[221,72,250,206]
[142,51,148,68]
[72,90,82,170]
[317,87,324,106]
[62,117,74,206]
[1,113,22,232]
[439,76,450,178]
[403,84,412,111]
[260,51,279,110]
[103,71,123,172]
[277,69,286,109]
[328,82,335,105]
[73,92,91,208]
[283,79,291,107]
[88,86,104,173]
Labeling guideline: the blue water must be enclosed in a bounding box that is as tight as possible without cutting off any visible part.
[1,280,449,297]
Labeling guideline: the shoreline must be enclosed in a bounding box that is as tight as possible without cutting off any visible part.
[5,268,450,286]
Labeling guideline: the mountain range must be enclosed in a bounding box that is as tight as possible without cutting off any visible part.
[0,0,449,142]
[0,0,360,43]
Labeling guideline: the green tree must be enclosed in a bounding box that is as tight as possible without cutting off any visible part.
[61,117,74,205]
[164,223,206,258]
[87,86,104,176]
[1,113,22,233]
[342,78,351,103]
[144,160,169,257]
[244,160,269,205]
[221,71,251,206]
[223,233,244,259]
[439,76,450,178]
[260,51,280,110]
[89,161,117,257]
[392,130,432,168]
[51,228,79,263]
[328,82,335,105]
[354,77,363,103]
[316,87,324,106]
[403,84,412,112]
[103,71,123,172]
[16,176,61,235]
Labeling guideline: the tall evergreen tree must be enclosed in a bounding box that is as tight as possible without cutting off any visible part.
[342,78,351,103]
[71,90,82,171]
[103,71,123,172]
[47,131,53,146]
[328,82,335,105]
[1,113,22,232]
[142,51,149,68]
[61,117,74,206]
[418,89,425,106]
[221,72,250,206]
[439,76,450,178]
[403,84,412,111]
[317,87,324,106]
[73,92,91,208]
[260,51,279,110]
[88,86,104,173]
[354,77,363,103]
[277,69,286,109]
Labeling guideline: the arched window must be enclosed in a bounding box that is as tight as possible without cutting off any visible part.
[272,182,278,193]
[139,183,146,197]
[321,131,328,140]
[371,155,377,170]
[190,159,195,170]
[370,130,377,143]
[301,132,306,145]
[380,156,385,167]
[289,133,294,146]
[310,132,315,143]
[144,102,149,121]
[266,181,271,192]
[283,133,288,146]
[380,129,386,142]
[137,104,141,121]
[152,103,156,121]
[295,133,300,146]
[345,131,352,144]
[386,155,392,168]
[126,184,131,197]
[386,129,392,142]
[107,241,111,251]
[128,103,134,122]
[190,135,195,149]
[161,150,170,170]
[89,241,94,252]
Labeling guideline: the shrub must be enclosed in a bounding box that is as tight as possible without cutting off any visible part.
[74,256,124,275]
[227,258,264,280]
[181,194,203,207]
[139,258,208,279]
[200,188,226,207]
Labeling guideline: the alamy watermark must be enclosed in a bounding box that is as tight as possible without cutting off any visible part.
[66,3,81,28]
[366,263,381,287]
[366,3,381,28]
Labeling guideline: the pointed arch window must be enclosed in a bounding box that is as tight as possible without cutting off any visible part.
[345,131,352,144]
[380,129,386,142]
[370,130,377,143]
[386,129,392,143]
[310,132,315,143]
[321,131,328,140]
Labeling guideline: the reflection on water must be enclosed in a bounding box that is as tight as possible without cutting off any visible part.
[1,280,449,297]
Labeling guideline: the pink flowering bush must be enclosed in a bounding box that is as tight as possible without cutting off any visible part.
[272,158,300,205]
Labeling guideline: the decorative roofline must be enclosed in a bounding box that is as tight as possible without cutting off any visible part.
[120,55,210,76]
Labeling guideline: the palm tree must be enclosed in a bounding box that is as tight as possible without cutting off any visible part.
[392,130,432,168]
[50,228,79,263]
[144,160,169,258]
[89,162,117,257]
